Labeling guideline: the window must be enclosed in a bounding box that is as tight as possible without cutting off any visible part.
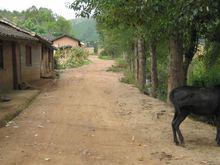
[0,42,3,69]
[25,45,32,66]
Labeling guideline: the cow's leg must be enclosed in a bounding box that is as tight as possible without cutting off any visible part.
[216,114,220,146]
[172,112,179,145]
[215,115,219,142]
[173,111,188,146]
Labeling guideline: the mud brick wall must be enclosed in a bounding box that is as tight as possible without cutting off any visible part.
[53,36,80,48]
[20,42,41,82]
[0,41,13,90]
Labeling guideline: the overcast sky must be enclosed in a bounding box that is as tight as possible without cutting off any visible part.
[0,0,76,20]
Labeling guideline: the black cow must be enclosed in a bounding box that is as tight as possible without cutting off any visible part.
[169,86,220,146]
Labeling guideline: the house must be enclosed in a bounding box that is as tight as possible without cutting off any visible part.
[0,18,55,91]
[52,35,82,48]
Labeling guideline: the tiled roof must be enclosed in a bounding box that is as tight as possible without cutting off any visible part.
[0,19,37,41]
[52,34,81,42]
[0,18,55,49]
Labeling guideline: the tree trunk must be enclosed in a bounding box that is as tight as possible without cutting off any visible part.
[151,42,158,98]
[167,33,184,102]
[130,43,136,75]
[125,51,133,72]
[134,40,139,82]
[131,50,135,75]
[136,56,139,82]
[137,38,146,89]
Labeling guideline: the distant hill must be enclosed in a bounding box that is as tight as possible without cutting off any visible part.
[72,18,99,43]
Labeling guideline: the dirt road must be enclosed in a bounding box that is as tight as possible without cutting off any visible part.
[0,56,219,165]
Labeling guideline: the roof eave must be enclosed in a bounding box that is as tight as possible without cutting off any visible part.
[52,34,81,42]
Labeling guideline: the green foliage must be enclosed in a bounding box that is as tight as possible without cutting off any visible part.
[107,58,135,84]
[188,58,220,87]
[203,42,220,68]
[156,42,169,101]
[72,18,99,42]
[188,41,220,87]
[120,69,136,85]
[188,59,206,86]
[98,25,135,59]
[54,47,90,69]
[53,16,73,37]
[0,6,74,37]
[99,50,108,57]
[99,52,113,60]
[107,58,127,72]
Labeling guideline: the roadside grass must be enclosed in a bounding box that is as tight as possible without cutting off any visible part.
[107,58,151,96]
[99,55,113,60]
[107,58,136,85]
[56,59,91,70]
[120,69,136,85]
[78,59,91,67]
[107,58,126,72]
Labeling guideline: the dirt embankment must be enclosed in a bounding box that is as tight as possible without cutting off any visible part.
[0,56,219,165]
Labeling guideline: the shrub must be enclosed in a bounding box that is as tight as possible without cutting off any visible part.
[120,68,135,84]
[188,59,220,87]
[99,50,113,60]
[54,47,90,69]
[107,57,135,85]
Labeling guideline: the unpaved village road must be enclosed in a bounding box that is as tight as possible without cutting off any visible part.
[0,56,220,165]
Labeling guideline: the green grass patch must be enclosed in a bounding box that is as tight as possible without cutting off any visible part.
[120,68,136,85]
[107,57,136,85]
[98,55,113,60]
[107,65,122,72]
[107,58,127,72]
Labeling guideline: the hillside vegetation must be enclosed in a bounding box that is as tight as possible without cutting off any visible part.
[0,6,99,43]
[0,6,74,38]
[72,18,99,43]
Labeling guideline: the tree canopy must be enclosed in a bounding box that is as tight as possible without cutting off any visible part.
[0,6,74,38]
